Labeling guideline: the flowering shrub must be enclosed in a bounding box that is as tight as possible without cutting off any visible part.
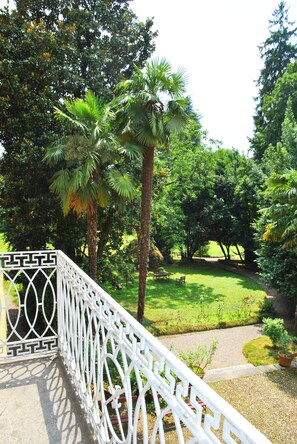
[243,295,255,305]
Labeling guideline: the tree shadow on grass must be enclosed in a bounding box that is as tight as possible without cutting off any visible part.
[264,369,297,400]
[168,261,263,292]
[145,282,225,310]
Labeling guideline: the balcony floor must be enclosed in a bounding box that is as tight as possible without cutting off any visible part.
[0,355,95,444]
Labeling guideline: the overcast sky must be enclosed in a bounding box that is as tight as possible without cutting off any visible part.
[1,1,296,155]
[132,0,297,153]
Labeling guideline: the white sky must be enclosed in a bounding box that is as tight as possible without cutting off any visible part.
[132,0,297,153]
[0,1,296,155]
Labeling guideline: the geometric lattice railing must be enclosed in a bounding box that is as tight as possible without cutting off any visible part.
[56,251,271,444]
[0,250,271,443]
[0,250,58,360]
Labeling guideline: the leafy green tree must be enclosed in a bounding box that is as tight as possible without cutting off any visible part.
[0,0,155,253]
[14,0,157,100]
[262,170,297,251]
[281,96,297,167]
[152,109,210,261]
[256,60,297,157]
[256,215,297,324]
[233,159,265,263]
[251,1,297,160]
[44,91,135,279]
[116,58,188,323]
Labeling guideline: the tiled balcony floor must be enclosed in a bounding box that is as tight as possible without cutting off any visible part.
[0,355,94,444]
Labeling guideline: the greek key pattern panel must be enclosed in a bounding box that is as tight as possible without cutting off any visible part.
[0,251,58,361]
[0,250,57,270]
[57,252,270,444]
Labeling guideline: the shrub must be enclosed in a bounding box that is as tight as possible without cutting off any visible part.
[258,298,276,320]
[178,340,218,375]
[262,317,285,347]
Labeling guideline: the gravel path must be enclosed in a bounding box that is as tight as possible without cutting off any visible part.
[159,324,264,370]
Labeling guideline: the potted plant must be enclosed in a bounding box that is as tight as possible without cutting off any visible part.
[178,340,218,378]
[278,330,297,367]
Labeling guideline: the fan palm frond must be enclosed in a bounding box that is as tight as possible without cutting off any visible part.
[120,142,143,159]
[107,169,136,199]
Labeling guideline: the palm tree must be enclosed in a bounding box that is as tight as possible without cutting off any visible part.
[44,90,135,280]
[115,58,188,323]
[263,170,297,251]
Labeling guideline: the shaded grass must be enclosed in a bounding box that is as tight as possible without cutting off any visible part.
[107,261,266,335]
[210,369,297,444]
[243,335,278,365]
[243,335,297,366]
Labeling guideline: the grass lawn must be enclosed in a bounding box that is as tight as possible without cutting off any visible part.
[203,241,243,258]
[107,261,266,335]
[243,335,297,366]
[210,369,297,444]
[243,335,279,365]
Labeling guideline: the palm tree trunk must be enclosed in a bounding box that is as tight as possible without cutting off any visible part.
[87,199,98,281]
[137,145,155,324]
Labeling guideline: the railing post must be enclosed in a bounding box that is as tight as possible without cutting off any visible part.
[56,252,63,355]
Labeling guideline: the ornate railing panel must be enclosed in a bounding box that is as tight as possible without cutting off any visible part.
[57,251,271,444]
[0,251,58,360]
[0,250,271,442]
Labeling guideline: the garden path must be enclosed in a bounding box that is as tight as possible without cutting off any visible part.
[159,258,296,381]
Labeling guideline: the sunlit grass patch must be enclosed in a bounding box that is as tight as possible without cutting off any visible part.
[107,261,266,335]
[0,233,9,252]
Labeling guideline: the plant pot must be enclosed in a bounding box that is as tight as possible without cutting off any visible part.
[192,366,205,379]
[278,352,293,367]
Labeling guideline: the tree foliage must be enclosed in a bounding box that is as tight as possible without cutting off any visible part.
[45,90,135,279]
[262,170,297,251]
[0,0,156,254]
[251,1,297,160]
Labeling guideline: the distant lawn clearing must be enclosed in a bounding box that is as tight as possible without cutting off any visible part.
[107,261,266,335]
[0,233,9,252]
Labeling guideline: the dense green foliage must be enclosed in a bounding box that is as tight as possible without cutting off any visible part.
[250,2,297,322]
[44,90,136,278]
[251,1,297,160]
[152,118,264,264]
[1,0,297,327]
[0,0,156,254]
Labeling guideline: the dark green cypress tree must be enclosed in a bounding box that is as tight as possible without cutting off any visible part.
[251,1,297,160]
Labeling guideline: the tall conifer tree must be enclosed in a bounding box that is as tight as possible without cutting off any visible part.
[251,1,297,160]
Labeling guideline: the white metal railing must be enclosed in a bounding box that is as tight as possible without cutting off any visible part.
[0,250,271,443]
[0,250,58,359]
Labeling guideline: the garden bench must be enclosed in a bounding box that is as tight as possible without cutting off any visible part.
[175,276,186,286]
[153,271,172,280]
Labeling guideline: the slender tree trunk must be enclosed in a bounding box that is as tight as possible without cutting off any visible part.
[87,199,98,281]
[226,245,231,261]
[137,145,155,324]
[218,242,227,260]
[235,244,244,262]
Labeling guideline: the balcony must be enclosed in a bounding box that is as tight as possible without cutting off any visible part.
[0,250,271,443]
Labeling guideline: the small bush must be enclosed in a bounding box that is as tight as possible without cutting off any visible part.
[258,298,276,320]
[262,317,284,347]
